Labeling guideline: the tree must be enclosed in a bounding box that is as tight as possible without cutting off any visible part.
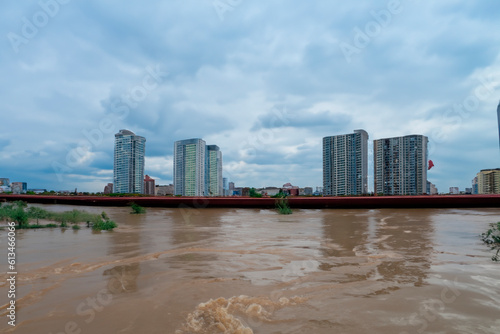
[271,189,286,198]
[11,206,29,227]
[130,203,146,214]
[27,206,47,225]
[249,188,262,198]
[482,222,500,262]
[14,201,27,208]
[0,203,14,221]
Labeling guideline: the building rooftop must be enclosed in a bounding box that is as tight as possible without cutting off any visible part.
[117,129,136,136]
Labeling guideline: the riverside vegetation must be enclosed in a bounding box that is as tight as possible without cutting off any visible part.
[249,187,292,214]
[273,191,292,215]
[481,221,500,261]
[0,201,117,231]
[130,202,146,214]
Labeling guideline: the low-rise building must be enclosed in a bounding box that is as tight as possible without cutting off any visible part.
[144,175,155,195]
[426,181,438,195]
[472,176,479,194]
[28,189,47,194]
[155,184,174,196]
[104,183,113,194]
[302,187,313,196]
[11,182,27,194]
[0,178,11,193]
[282,183,299,196]
[223,178,229,196]
[257,187,281,196]
[241,187,250,197]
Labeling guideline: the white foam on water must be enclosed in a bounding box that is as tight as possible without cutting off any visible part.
[175,295,305,334]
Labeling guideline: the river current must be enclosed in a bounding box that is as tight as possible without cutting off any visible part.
[1,205,499,333]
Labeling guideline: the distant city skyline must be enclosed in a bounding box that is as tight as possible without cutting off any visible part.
[1,2,499,193]
[0,127,494,195]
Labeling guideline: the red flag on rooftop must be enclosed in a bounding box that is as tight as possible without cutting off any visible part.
[428,160,434,170]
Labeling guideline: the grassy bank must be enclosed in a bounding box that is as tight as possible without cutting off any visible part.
[0,201,117,231]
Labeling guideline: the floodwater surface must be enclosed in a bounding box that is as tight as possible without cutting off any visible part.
[1,206,500,333]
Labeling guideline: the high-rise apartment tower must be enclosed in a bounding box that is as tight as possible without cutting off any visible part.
[476,168,500,194]
[323,129,369,196]
[174,138,207,196]
[497,100,500,150]
[113,129,146,194]
[206,145,223,196]
[374,134,428,195]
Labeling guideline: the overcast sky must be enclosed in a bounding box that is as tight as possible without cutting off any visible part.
[1,0,499,193]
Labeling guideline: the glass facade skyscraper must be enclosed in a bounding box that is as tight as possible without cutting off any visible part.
[174,138,207,196]
[113,129,146,194]
[374,134,428,195]
[323,129,369,196]
[497,101,500,150]
[174,139,223,196]
[206,145,223,196]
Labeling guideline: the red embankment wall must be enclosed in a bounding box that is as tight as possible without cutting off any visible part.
[1,194,500,209]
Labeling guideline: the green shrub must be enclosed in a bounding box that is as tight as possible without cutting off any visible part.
[481,222,500,261]
[271,190,284,198]
[92,219,117,231]
[0,203,117,231]
[130,203,146,214]
[249,188,262,198]
[0,203,14,221]
[14,201,27,208]
[275,198,292,215]
[1,202,29,225]
[11,207,29,228]
[27,206,48,224]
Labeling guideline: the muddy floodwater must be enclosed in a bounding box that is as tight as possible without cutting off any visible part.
[1,206,500,334]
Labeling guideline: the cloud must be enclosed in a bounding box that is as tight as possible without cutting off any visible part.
[1,0,500,192]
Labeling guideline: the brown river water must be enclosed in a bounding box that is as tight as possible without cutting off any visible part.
[1,205,500,334]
